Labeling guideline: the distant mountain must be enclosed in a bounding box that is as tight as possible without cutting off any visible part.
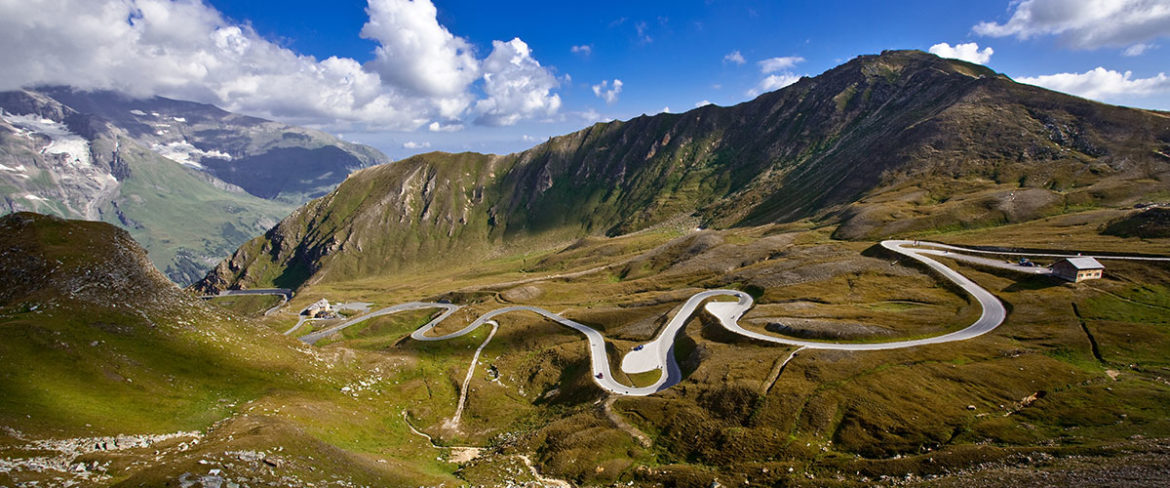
[0,87,391,283]
[195,50,1170,293]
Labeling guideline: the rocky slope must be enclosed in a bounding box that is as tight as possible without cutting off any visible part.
[196,50,1170,292]
[0,87,390,283]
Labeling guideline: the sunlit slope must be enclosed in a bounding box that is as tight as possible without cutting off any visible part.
[197,50,1170,292]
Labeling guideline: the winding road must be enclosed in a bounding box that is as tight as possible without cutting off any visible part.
[295,240,1168,396]
[200,288,294,316]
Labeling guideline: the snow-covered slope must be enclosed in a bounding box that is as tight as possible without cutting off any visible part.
[0,87,391,284]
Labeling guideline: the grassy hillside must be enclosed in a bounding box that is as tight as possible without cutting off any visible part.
[6,204,1170,486]
[100,140,295,284]
[196,50,1170,293]
[262,205,1170,487]
[0,213,461,487]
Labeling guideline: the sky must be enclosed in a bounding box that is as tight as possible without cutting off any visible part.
[1,0,1169,159]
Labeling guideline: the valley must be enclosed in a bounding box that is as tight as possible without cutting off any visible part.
[0,88,390,284]
[218,210,1170,487]
[2,48,1170,487]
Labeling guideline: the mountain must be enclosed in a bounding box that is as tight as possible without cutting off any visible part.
[0,211,301,434]
[0,212,445,487]
[196,50,1170,292]
[0,87,390,284]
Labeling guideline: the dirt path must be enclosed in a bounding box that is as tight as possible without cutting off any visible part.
[603,396,651,448]
[760,346,804,396]
[402,411,572,486]
[446,320,498,430]
[516,454,572,488]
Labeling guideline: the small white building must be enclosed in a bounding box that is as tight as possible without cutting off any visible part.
[302,298,331,317]
[1052,257,1104,282]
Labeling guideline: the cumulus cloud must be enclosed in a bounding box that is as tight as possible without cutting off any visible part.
[694,100,713,108]
[974,0,1170,51]
[1017,67,1170,100]
[360,0,480,119]
[758,56,805,73]
[723,50,746,65]
[591,79,623,104]
[0,0,564,133]
[661,106,672,113]
[571,44,592,56]
[0,0,421,128]
[747,55,804,96]
[929,42,994,64]
[748,74,802,96]
[474,38,562,126]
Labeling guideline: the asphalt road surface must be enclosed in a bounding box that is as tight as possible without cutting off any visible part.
[294,240,1165,396]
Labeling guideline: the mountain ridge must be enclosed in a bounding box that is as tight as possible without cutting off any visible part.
[195,50,1170,293]
[0,86,392,283]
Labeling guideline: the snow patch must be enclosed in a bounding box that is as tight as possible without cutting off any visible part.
[21,193,48,202]
[0,163,26,172]
[171,116,186,123]
[152,140,232,169]
[129,109,147,116]
[3,112,92,167]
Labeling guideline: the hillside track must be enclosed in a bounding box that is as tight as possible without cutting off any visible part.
[296,240,1168,396]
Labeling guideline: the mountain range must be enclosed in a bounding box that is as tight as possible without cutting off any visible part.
[4,50,1170,487]
[0,87,390,284]
[195,50,1170,293]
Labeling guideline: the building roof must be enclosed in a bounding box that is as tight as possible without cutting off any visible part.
[301,298,330,314]
[1057,257,1104,270]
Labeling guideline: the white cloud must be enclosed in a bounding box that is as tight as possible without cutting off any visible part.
[0,0,427,129]
[747,74,802,96]
[661,106,671,113]
[974,0,1170,51]
[0,0,564,134]
[1123,43,1156,55]
[758,56,805,73]
[694,100,713,108]
[474,38,562,126]
[361,0,478,98]
[1017,67,1170,100]
[577,108,612,123]
[402,141,431,149]
[723,50,746,65]
[428,121,464,132]
[929,42,994,64]
[636,21,653,43]
[571,44,592,56]
[591,79,623,104]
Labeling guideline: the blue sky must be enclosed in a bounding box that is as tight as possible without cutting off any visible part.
[2,0,1169,159]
